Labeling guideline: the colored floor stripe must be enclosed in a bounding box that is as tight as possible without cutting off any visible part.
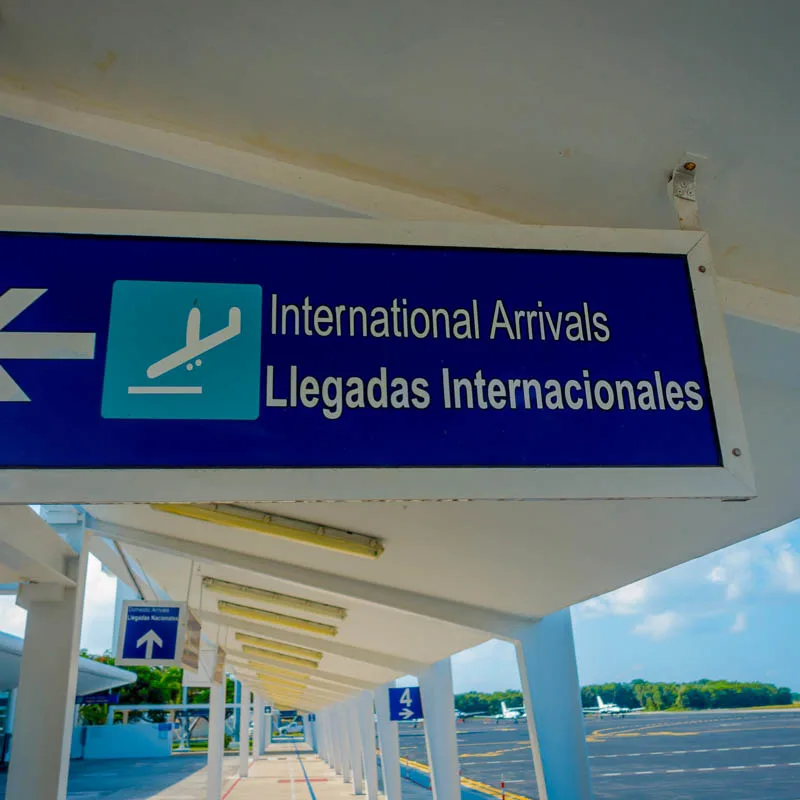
[221,777,242,800]
[294,745,319,800]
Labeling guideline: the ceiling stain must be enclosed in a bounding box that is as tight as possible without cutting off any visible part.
[93,50,118,75]
[242,133,531,223]
[722,244,740,258]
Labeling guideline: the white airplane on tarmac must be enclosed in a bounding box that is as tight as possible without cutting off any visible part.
[583,696,640,717]
[494,701,525,723]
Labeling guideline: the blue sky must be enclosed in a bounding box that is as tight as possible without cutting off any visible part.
[1,519,799,693]
[451,518,800,694]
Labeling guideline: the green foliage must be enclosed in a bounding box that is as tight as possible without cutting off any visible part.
[580,680,793,711]
[78,650,235,725]
[454,690,523,716]
[454,679,795,718]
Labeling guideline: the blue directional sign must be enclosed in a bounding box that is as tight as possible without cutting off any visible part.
[389,687,423,721]
[116,601,186,667]
[79,693,120,705]
[308,713,316,722]
[0,220,752,501]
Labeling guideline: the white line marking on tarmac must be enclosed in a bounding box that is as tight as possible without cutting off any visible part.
[590,742,800,759]
[597,762,800,778]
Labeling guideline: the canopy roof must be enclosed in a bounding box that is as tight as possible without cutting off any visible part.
[2,1,799,710]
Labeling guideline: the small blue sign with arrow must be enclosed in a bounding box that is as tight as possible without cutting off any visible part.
[389,687,423,721]
[116,601,187,666]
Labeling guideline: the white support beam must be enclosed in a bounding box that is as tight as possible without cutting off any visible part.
[86,536,143,595]
[6,541,89,800]
[419,661,461,800]
[717,277,800,334]
[331,706,344,776]
[337,704,353,784]
[238,685,251,778]
[357,691,380,800]
[347,700,365,795]
[0,506,76,586]
[88,517,534,637]
[194,609,425,674]
[0,90,498,223]
[516,611,592,800]
[374,684,402,800]
[206,663,226,800]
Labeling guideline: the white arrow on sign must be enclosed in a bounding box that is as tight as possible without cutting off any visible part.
[399,707,415,720]
[0,288,96,402]
[136,629,163,659]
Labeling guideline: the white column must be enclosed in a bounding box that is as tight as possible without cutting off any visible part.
[337,704,353,782]
[419,661,460,800]
[258,699,267,754]
[516,610,592,800]
[374,683,402,800]
[305,714,317,751]
[329,709,343,774]
[328,710,341,772]
[7,547,89,800]
[206,667,226,800]
[357,691,379,800]
[347,700,365,795]
[238,686,251,778]
[252,693,264,759]
[314,711,330,766]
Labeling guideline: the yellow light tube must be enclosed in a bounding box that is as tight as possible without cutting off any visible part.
[151,503,384,559]
[234,633,323,661]
[248,662,313,682]
[202,577,347,620]
[218,600,337,637]
[256,675,345,699]
[256,673,308,691]
[241,644,319,670]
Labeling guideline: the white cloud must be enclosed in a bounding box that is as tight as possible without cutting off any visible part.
[708,565,726,584]
[79,555,118,655]
[731,611,747,633]
[0,596,26,637]
[0,557,116,654]
[580,578,651,617]
[633,611,683,640]
[774,547,800,593]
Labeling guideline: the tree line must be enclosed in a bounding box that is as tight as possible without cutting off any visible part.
[582,680,793,711]
[454,680,794,715]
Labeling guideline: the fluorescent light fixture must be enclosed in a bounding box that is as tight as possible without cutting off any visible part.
[151,503,384,559]
[234,633,322,661]
[218,600,338,637]
[248,662,312,682]
[256,673,308,690]
[241,644,319,670]
[254,667,345,696]
[202,577,347,620]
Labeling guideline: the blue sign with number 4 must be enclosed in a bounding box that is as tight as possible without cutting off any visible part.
[389,687,423,721]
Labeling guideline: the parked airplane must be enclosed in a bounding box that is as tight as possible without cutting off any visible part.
[583,696,639,717]
[494,701,525,722]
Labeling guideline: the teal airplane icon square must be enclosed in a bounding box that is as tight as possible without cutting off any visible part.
[102,281,262,420]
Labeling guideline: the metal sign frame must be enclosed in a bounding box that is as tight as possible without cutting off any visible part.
[115,600,189,667]
[0,207,754,502]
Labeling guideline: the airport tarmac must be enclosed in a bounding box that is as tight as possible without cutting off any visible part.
[400,710,800,800]
[0,753,241,799]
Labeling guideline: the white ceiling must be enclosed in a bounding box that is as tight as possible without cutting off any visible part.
[2,1,799,292]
